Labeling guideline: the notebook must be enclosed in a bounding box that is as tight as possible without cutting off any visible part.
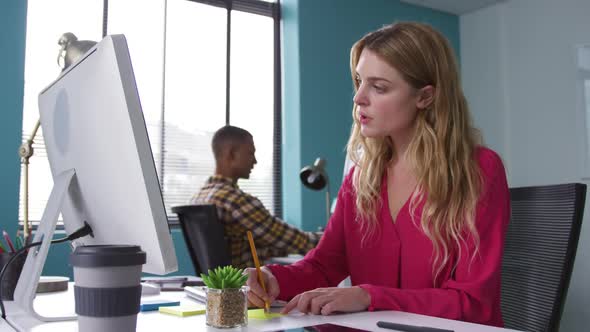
[248,308,283,320]
[159,304,206,317]
[140,299,180,312]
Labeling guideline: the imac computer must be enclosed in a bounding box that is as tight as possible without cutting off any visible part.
[5,34,178,330]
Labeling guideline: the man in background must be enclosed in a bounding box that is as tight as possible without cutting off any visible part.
[191,125,321,269]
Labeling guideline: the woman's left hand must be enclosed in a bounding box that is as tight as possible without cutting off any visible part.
[280,286,371,315]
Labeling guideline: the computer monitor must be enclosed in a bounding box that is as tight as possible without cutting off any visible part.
[7,34,177,329]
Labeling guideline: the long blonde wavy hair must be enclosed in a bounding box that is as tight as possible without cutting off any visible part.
[347,22,483,282]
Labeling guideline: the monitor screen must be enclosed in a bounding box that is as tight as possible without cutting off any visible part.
[37,34,177,275]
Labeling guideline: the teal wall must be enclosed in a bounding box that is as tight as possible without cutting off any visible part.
[0,1,27,239]
[281,0,303,229]
[281,0,460,231]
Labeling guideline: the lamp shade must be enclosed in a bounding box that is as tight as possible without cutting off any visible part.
[57,32,97,70]
[300,158,328,190]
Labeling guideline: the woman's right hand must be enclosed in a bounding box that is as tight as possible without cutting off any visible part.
[245,267,280,308]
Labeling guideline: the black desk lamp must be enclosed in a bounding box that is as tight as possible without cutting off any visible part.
[300,158,330,224]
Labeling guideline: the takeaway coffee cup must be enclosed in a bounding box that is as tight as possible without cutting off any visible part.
[70,245,146,332]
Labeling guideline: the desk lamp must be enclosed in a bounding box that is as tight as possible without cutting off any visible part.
[56,33,97,70]
[18,33,96,241]
[300,158,331,224]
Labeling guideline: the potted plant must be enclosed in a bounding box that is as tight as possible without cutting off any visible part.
[201,266,249,328]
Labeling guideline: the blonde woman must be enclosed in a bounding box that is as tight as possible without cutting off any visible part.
[246,22,510,327]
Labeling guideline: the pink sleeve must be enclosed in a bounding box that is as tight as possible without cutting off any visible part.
[359,153,510,325]
[266,171,354,301]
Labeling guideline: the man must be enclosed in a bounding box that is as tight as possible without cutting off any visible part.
[191,125,321,269]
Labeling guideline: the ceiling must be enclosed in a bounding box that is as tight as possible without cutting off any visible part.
[400,0,504,15]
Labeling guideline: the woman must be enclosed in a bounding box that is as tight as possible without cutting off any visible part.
[246,22,510,327]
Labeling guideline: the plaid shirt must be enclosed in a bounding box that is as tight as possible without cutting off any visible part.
[190,175,321,269]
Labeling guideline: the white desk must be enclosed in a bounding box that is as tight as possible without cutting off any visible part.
[2,285,522,332]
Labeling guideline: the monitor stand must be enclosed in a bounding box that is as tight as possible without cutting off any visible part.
[5,169,77,331]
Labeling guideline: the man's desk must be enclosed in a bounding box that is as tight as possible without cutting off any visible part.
[2,285,522,332]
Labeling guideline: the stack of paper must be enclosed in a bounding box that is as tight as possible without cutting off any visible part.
[184,286,206,303]
[184,286,288,308]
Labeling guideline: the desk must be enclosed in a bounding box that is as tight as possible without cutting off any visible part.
[3,284,522,332]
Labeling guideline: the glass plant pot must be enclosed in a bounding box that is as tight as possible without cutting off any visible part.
[205,286,248,328]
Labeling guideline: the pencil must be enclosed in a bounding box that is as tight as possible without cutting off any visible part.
[15,231,22,250]
[246,231,270,313]
[2,231,16,253]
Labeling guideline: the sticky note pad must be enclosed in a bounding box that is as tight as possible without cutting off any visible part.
[140,299,180,312]
[159,304,206,317]
[248,308,283,320]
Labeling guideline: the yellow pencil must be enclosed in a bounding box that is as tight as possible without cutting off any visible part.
[247,231,270,313]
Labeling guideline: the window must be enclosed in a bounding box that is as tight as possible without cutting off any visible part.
[229,10,276,208]
[107,0,166,172]
[160,0,227,211]
[20,0,281,226]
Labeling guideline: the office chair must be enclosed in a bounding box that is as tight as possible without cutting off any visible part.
[501,183,586,332]
[171,204,232,276]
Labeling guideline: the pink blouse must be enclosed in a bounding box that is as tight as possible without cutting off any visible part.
[268,147,510,327]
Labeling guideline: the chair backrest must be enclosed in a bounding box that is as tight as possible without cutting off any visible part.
[172,204,232,276]
[501,183,586,332]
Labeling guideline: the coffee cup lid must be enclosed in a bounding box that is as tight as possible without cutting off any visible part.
[70,245,146,268]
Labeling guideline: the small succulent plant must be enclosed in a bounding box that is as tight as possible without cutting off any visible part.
[201,265,248,289]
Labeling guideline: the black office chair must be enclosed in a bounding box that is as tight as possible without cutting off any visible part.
[172,204,232,276]
[501,183,586,332]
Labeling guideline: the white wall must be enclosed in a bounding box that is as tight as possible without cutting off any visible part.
[461,4,507,164]
[461,0,590,330]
